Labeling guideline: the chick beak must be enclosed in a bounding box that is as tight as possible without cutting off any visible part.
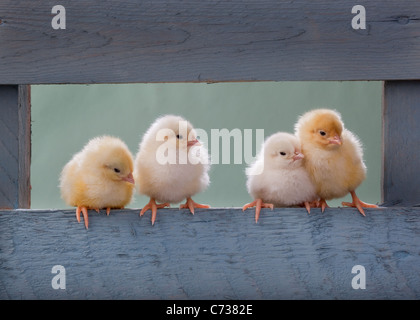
[292,152,304,161]
[122,172,135,184]
[187,139,201,147]
[329,135,342,145]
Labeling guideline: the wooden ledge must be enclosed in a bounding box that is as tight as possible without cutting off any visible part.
[1,207,419,299]
[1,1,420,83]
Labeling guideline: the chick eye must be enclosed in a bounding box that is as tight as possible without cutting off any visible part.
[279,152,286,156]
[319,130,326,136]
[114,168,120,173]
[176,134,183,139]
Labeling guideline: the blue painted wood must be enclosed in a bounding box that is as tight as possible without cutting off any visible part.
[0,2,419,301]
[383,81,420,206]
[0,85,31,209]
[0,1,420,84]
[1,207,419,299]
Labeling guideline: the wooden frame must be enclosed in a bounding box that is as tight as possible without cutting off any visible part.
[382,81,420,206]
[0,1,419,300]
[0,85,31,209]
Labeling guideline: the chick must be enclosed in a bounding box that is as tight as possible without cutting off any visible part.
[59,135,135,228]
[134,115,210,225]
[243,132,318,222]
[294,108,378,216]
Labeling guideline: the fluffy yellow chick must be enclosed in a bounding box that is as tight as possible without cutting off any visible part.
[294,108,378,216]
[59,135,135,228]
[134,115,210,225]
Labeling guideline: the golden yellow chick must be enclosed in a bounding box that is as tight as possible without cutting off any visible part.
[134,115,210,225]
[294,108,378,216]
[59,135,135,228]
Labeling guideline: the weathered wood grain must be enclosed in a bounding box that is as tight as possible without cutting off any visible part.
[0,85,31,209]
[382,81,420,206]
[0,1,420,84]
[1,207,419,299]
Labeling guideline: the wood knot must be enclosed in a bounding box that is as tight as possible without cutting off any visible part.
[397,16,410,25]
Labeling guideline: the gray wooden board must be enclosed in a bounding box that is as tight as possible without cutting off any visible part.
[1,0,420,84]
[383,81,420,206]
[1,207,419,299]
[0,86,19,208]
[16,85,31,208]
[0,85,31,209]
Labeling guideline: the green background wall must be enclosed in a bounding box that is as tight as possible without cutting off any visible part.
[30,81,382,210]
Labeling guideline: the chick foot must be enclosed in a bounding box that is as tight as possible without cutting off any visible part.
[94,207,113,215]
[180,197,210,215]
[317,199,330,213]
[302,201,312,214]
[140,198,170,225]
[76,206,89,229]
[106,206,125,215]
[242,199,274,223]
[342,191,378,217]
[298,200,319,214]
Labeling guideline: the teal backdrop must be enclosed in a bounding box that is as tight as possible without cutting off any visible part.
[30,82,382,210]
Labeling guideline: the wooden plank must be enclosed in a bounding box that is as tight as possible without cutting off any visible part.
[1,207,419,299]
[0,85,31,209]
[382,81,420,206]
[17,85,31,208]
[0,1,420,84]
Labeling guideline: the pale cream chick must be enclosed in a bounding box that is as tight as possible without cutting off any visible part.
[134,115,210,225]
[243,132,318,222]
[294,108,378,216]
[60,136,135,228]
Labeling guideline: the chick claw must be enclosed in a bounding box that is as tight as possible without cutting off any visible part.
[342,191,378,217]
[303,201,311,214]
[317,199,330,213]
[242,199,274,223]
[140,198,170,225]
[106,206,124,216]
[76,206,89,229]
[180,197,210,215]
